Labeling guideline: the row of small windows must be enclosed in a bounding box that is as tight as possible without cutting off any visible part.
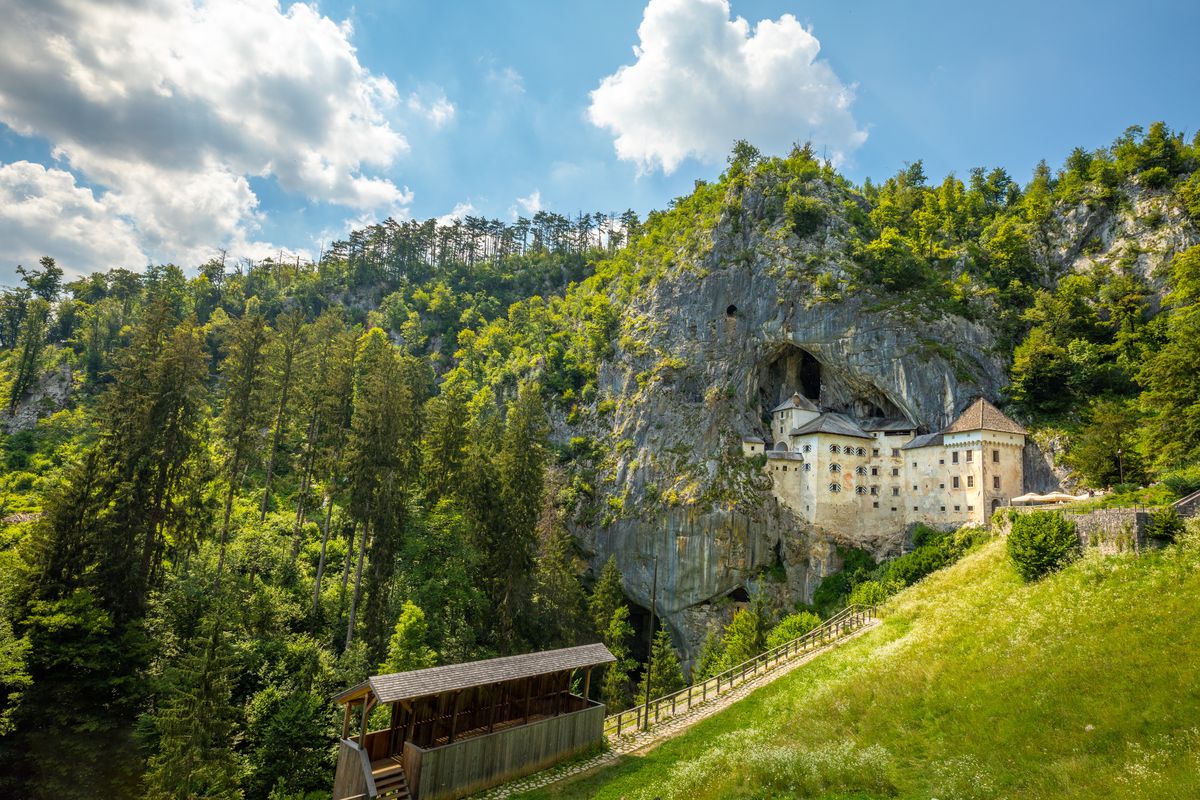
[828,444,868,456]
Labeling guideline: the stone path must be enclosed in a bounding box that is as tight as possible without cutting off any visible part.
[472,619,881,799]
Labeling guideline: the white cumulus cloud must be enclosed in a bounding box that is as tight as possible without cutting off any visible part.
[588,0,867,173]
[0,0,417,270]
[407,91,457,129]
[511,189,542,218]
[0,161,147,277]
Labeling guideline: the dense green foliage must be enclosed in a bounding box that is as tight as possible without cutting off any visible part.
[1007,511,1080,581]
[522,527,1200,800]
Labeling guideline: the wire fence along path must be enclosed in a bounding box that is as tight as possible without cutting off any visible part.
[603,604,878,738]
[470,604,880,800]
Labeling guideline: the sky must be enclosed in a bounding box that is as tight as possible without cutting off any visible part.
[0,0,1198,280]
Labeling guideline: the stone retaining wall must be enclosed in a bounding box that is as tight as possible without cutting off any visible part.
[994,506,1153,555]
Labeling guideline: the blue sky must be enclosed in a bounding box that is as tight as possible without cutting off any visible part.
[0,0,1197,278]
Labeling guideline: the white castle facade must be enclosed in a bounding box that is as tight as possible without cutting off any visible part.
[743,395,1026,534]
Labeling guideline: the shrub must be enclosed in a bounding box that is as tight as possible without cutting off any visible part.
[1147,507,1185,543]
[765,611,822,650]
[1161,464,1200,498]
[848,580,892,606]
[1007,511,1079,581]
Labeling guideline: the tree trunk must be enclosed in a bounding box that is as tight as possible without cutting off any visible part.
[260,347,297,521]
[345,518,369,649]
[312,490,335,612]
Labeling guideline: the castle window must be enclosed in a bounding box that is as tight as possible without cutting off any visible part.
[952,451,959,464]
[939,459,945,465]
[891,507,897,512]
[891,448,900,457]
[940,506,946,512]
[993,476,1001,489]
[803,444,811,453]
[953,477,960,489]
[856,447,866,456]
[966,450,973,463]
[954,505,961,512]
[871,467,879,477]
[912,462,916,469]
[870,486,879,495]
[912,485,917,491]
[993,449,1000,463]
[804,463,811,472]
[828,483,840,493]
[892,487,899,496]
[872,448,880,457]
[967,475,974,488]
[939,483,945,489]
[782,466,787,471]
[829,444,840,453]
[967,505,974,511]
[913,506,918,512]
[891,467,899,477]
[856,486,867,495]
[829,463,841,473]
[873,501,880,508]
[855,466,867,475]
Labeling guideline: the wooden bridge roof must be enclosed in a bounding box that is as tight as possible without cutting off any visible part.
[335,642,615,705]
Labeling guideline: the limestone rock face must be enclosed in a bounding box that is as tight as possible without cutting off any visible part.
[570,176,1195,660]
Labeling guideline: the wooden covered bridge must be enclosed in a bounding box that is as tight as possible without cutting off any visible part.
[332,642,615,800]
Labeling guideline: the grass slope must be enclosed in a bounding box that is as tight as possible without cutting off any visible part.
[522,532,1200,800]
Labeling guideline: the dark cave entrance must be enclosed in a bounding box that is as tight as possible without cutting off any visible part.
[757,342,909,426]
[759,344,823,423]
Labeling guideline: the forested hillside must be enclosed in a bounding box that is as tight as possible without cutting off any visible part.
[1,122,1200,799]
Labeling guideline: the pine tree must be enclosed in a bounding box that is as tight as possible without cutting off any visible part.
[589,555,625,636]
[531,502,587,648]
[259,308,305,520]
[491,381,549,649]
[305,315,358,605]
[379,601,437,673]
[143,623,242,800]
[636,627,685,702]
[718,604,767,669]
[600,605,634,711]
[342,329,423,652]
[693,629,726,681]
[213,304,272,580]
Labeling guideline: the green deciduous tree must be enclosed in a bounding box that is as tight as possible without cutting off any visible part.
[380,600,437,673]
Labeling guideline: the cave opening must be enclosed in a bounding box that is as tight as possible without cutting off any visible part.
[758,344,822,423]
[726,304,738,317]
[726,586,751,603]
[758,342,908,426]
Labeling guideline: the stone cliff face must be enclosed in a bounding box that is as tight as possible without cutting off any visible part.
[569,172,1197,662]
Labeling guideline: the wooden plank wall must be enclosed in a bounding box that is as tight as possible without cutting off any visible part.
[414,701,605,799]
[331,739,372,800]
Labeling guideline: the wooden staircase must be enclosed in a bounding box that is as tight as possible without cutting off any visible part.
[372,757,411,800]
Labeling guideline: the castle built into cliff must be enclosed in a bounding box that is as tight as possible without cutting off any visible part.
[743,396,1026,534]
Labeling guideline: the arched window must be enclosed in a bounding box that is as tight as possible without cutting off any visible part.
[829,444,840,453]
[855,465,867,475]
[775,441,789,452]
[829,463,841,473]
[828,483,840,493]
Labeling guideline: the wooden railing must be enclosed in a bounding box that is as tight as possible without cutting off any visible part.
[603,604,878,738]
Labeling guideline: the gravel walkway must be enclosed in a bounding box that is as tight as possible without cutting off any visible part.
[472,619,881,799]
